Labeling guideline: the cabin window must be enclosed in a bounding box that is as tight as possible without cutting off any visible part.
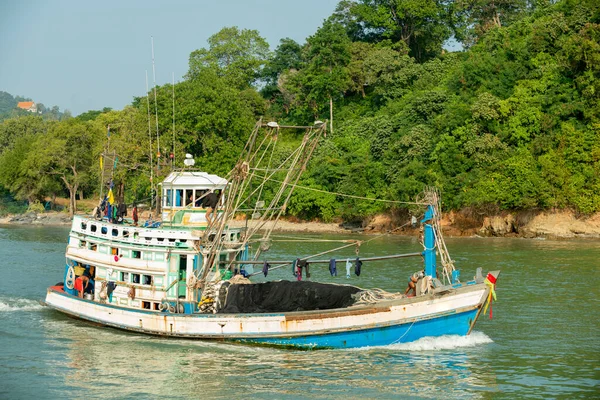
[80,240,87,248]
[123,230,129,238]
[132,274,140,284]
[133,232,139,240]
[90,224,97,233]
[111,247,118,255]
[112,228,119,237]
[168,238,176,243]
[101,227,108,235]
[153,303,160,311]
[184,189,193,206]
[142,301,151,310]
[81,222,87,231]
[157,237,164,242]
[132,250,141,259]
[90,243,97,251]
[120,272,129,282]
[142,275,153,285]
[165,189,173,207]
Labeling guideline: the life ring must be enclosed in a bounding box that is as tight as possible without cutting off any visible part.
[65,266,75,289]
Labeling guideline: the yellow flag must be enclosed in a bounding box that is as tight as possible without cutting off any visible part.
[99,156,103,171]
[107,189,115,205]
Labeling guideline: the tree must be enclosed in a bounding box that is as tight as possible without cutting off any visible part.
[261,38,303,100]
[0,115,46,155]
[453,0,527,45]
[33,119,101,217]
[187,27,270,89]
[284,20,352,120]
[344,0,452,61]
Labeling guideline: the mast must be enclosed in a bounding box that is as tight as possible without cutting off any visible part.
[151,36,160,170]
[151,36,161,217]
[145,71,154,210]
[172,71,175,168]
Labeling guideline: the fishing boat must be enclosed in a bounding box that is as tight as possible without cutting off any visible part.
[44,120,499,349]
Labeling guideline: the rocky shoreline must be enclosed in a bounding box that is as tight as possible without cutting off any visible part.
[1,210,599,239]
[0,212,72,226]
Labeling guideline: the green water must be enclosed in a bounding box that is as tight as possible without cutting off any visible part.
[0,225,598,399]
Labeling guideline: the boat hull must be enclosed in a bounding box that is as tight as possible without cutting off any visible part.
[45,283,489,349]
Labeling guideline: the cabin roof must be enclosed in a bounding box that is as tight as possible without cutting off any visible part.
[161,171,227,187]
[17,101,35,109]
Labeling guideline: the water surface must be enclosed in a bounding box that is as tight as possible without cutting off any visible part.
[0,225,598,399]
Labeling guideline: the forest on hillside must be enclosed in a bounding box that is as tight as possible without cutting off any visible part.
[0,91,69,122]
[1,0,598,222]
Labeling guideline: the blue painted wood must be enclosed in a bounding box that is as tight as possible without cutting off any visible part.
[235,309,479,349]
[421,205,437,278]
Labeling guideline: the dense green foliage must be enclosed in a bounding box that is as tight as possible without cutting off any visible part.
[0,0,598,221]
[0,90,70,122]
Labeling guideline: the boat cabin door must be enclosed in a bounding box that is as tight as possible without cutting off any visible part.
[178,255,187,298]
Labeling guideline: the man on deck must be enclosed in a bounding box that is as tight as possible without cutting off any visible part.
[203,190,220,225]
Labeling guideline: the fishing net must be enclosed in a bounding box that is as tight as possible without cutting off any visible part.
[217,280,362,313]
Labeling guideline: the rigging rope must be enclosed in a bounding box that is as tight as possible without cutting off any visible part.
[253,174,428,206]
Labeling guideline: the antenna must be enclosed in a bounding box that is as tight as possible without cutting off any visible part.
[145,70,154,209]
[172,71,175,168]
[151,36,160,170]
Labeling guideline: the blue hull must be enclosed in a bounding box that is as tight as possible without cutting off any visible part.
[234,308,480,349]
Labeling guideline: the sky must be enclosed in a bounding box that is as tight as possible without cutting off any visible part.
[0,0,340,116]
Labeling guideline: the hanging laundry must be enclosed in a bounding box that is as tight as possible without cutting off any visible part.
[296,259,307,281]
[329,258,337,276]
[118,203,127,218]
[132,205,138,226]
[74,277,84,293]
[292,259,299,277]
[263,261,270,277]
[107,188,115,205]
[354,258,363,276]
[107,281,117,303]
[346,259,352,278]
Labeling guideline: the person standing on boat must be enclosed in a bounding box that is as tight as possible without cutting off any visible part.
[203,190,220,225]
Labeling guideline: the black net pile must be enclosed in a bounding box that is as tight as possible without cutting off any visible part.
[217,280,362,313]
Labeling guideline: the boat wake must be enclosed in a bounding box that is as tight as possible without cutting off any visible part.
[386,331,493,351]
[349,331,493,352]
[0,297,44,312]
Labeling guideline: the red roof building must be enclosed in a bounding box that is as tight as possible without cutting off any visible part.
[17,101,37,113]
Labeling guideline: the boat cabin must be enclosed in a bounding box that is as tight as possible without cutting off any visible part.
[160,171,227,228]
